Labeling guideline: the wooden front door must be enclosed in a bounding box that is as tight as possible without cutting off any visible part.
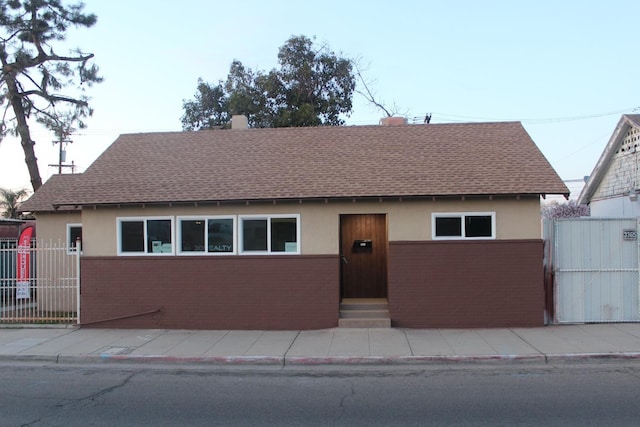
[340,214,388,298]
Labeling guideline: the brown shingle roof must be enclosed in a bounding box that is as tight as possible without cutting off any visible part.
[29,121,569,209]
[19,174,83,212]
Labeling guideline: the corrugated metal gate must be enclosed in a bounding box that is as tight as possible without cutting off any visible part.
[544,218,640,323]
[0,240,79,324]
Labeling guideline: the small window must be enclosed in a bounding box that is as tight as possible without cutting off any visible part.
[432,212,495,240]
[67,224,82,254]
[177,216,236,255]
[239,215,300,254]
[117,217,174,255]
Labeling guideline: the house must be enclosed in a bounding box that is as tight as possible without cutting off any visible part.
[20,117,569,330]
[578,114,640,216]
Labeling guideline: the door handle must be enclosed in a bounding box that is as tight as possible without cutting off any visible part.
[341,256,348,265]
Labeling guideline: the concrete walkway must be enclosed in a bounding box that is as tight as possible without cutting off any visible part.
[2,324,640,366]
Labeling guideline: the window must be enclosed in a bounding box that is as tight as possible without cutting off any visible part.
[239,215,300,254]
[66,223,82,254]
[177,216,236,255]
[116,215,301,256]
[432,212,495,240]
[117,217,174,255]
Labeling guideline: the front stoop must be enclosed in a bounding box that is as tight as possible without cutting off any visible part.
[338,298,391,328]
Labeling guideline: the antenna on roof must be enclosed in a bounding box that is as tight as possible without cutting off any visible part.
[424,113,432,124]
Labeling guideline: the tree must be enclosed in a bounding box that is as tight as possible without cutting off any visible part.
[541,200,590,219]
[0,0,102,192]
[224,60,271,128]
[353,59,406,119]
[181,35,355,130]
[181,78,229,131]
[0,187,28,218]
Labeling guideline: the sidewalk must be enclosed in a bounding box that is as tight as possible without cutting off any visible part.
[2,324,640,367]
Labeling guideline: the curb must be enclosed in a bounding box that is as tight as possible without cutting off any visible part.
[0,354,61,363]
[3,352,640,367]
[284,354,548,365]
[545,352,640,363]
[59,354,286,366]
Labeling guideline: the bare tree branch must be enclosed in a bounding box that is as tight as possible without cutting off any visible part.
[352,58,398,118]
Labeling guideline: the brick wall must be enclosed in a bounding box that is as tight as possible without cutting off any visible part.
[388,240,544,328]
[80,255,339,330]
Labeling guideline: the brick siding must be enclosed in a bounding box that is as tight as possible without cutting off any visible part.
[80,255,339,330]
[388,240,544,328]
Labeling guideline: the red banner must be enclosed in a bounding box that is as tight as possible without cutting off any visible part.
[16,225,33,300]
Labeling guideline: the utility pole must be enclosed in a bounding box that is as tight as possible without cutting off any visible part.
[48,135,76,174]
[45,112,82,175]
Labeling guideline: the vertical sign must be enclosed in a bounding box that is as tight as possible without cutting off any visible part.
[16,226,33,300]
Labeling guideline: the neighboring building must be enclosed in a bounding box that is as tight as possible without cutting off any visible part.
[0,218,28,240]
[20,118,569,330]
[578,114,640,216]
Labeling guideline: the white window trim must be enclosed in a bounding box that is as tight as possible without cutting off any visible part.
[117,217,175,256]
[176,215,237,255]
[431,212,496,240]
[66,223,82,255]
[238,214,301,255]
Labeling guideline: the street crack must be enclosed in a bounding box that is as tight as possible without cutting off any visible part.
[20,372,137,426]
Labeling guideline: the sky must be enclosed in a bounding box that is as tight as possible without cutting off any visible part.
[1,0,639,197]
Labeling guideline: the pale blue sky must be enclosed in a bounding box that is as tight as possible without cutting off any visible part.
[1,0,639,194]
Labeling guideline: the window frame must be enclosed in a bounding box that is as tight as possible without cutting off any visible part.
[431,212,496,240]
[117,216,175,256]
[66,223,82,254]
[238,214,301,255]
[176,215,237,255]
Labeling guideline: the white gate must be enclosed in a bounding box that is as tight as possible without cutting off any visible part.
[546,218,640,323]
[0,240,79,324]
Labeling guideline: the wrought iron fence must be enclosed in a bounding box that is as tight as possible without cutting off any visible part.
[0,239,79,324]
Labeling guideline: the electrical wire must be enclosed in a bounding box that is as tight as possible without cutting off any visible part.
[409,107,639,125]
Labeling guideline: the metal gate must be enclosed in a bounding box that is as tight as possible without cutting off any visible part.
[545,218,640,323]
[0,239,79,324]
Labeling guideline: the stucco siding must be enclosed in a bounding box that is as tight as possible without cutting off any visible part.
[32,211,81,246]
[80,197,542,256]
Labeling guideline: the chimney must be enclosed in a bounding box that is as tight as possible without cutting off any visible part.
[379,116,408,126]
[231,115,249,130]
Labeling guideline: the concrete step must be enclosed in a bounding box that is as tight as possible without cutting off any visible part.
[338,318,392,328]
[339,298,390,328]
[340,302,389,311]
[339,309,390,319]
[340,298,389,311]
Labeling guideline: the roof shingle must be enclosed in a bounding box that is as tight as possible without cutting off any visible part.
[23,121,569,210]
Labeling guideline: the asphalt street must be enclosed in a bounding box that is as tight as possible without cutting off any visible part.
[2,362,640,426]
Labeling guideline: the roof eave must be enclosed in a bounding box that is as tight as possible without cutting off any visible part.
[53,192,560,210]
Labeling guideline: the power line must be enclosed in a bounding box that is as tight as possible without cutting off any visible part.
[413,107,639,125]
